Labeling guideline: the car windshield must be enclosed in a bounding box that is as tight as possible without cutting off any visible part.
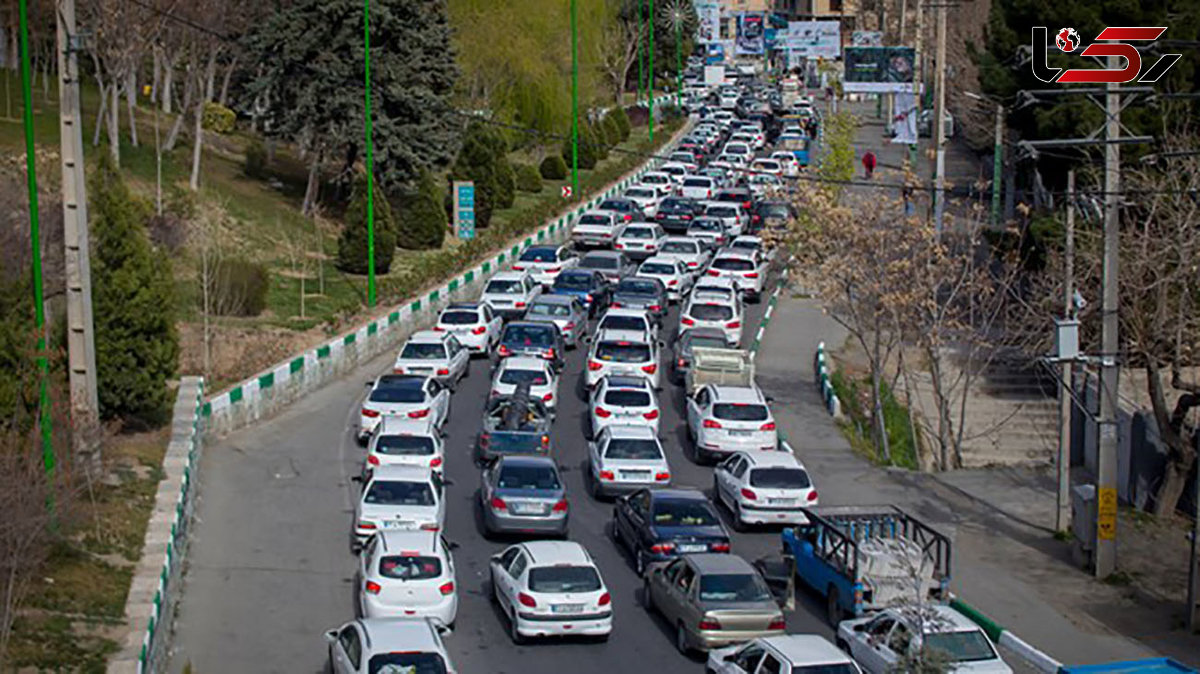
[698,573,772,602]
[616,279,659,295]
[725,145,749,155]
[554,273,593,290]
[520,248,557,262]
[528,303,571,318]
[579,214,611,225]
[714,403,769,421]
[652,499,719,526]
[502,325,554,347]
[603,438,662,460]
[368,652,448,674]
[375,435,435,456]
[662,241,698,254]
[924,630,998,662]
[499,368,549,386]
[378,555,442,580]
[624,228,654,239]
[528,566,602,593]
[604,389,651,407]
[660,199,692,212]
[640,263,675,275]
[369,385,426,404]
[749,467,811,489]
[599,315,647,332]
[440,310,479,325]
[596,342,651,363]
[717,192,747,202]
[497,464,561,490]
[580,256,619,270]
[363,480,435,506]
[643,175,669,184]
[485,280,523,294]
[732,240,759,251]
[713,257,755,271]
[689,304,733,321]
[400,343,446,360]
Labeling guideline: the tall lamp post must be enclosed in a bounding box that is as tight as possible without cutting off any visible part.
[648,0,654,140]
[364,0,376,306]
[570,0,579,196]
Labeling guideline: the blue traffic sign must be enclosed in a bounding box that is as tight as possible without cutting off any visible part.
[454,182,475,240]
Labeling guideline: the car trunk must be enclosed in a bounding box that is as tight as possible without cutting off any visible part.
[604,458,664,485]
[375,575,444,609]
[653,525,727,554]
[360,503,437,530]
[703,605,780,631]
[494,488,559,517]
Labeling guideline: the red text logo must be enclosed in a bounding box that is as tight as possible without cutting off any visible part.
[1031,26,1181,84]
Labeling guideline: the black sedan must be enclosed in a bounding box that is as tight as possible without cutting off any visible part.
[611,488,731,576]
[654,197,703,234]
[550,269,613,318]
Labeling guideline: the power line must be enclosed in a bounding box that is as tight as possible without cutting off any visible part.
[124,0,235,42]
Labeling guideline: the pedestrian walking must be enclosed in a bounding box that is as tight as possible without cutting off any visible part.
[862,150,877,179]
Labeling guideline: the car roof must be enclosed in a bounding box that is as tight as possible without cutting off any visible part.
[500,355,550,370]
[489,270,528,281]
[760,635,852,666]
[377,416,437,435]
[663,236,702,246]
[496,454,558,470]
[649,487,710,502]
[740,450,804,469]
[917,604,985,633]
[503,320,558,332]
[521,540,591,565]
[715,249,757,261]
[710,385,766,403]
[376,374,428,389]
[616,275,665,289]
[581,210,615,218]
[622,223,656,231]
[406,330,448,344]
[601,307,650,319]
[375,529,440,555]
[368,464,435,481]
[521,245,558,255]
[732,235,763,244]
[583,250,623,260]
[603,424,658,439]
[358,618,440,653]
[686,552,756,574]
[601,375,650,389]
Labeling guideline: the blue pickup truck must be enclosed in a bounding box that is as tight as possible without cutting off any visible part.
[781,505,952,626]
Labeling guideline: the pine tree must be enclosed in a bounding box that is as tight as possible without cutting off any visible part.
[450,123,500,227]
[397,170,446,250]
[337,172,397,274]
[90,153,179,426]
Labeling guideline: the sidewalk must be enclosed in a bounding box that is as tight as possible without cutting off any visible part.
[754,293,1197,668]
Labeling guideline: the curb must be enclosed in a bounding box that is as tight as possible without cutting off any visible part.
[950,598,1063,674]
[749,282,783,354]
[813,341,842,418]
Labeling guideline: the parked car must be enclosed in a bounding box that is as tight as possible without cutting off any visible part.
[550,268,612,317]
[571,210,626,249]
[357,529,458,626]
[637,257,694,304]
[837,605,1011,674]
[612,488,730,575]
[512,245,578,287]
[642,553,785,654]
[364,417,444,478]
[587,424,671,498]
[391,330,470,389]
[611,276,668,324]
[615,223,668,260]
[476,384,554,463]
[481,270,543,320]
[353,465,446,549]
[707,635,862,674]
[578,250,634,284]
[713,449,817,530]
[325,618,455,674]
[589,375,661,437]
[358,375,451,443]
[435,302,502,355]
[490,356,558,412]
[585,328,662,389]
[480,455,569,538]
[489,541,613,643]
[523,295,588,349]
[496,321,565,371]
[686,384,777,463]
[671,327,736,384]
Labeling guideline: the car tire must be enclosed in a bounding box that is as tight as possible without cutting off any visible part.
[635,548,647,577]
[730,502,746,533]
[676,621,692,655]
[509,608,527,645]
[826,585,843,627]
[642,579,654,612]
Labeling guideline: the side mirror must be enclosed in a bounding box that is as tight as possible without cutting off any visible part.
[435,622,453,636]
[351,475,364,483]
[365,380,375,387]
[764,395,775,403]
[447,540,461,551]
[324,629,338,643]
[443,478,455,487]
[658,341,667,349]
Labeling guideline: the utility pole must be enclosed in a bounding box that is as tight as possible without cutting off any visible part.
[1057,169,1075,534]
[570,0,579,196]
[637,0,644,105]
[675,12,682,109]
[363,0,376,307]
[910,0,922,168]
[931,0,947,235]
[991,101,1003,227]
[648,0,654,141]
[1095,56,1121,579]
[56,0,100,457]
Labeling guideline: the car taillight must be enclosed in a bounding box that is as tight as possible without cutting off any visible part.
[594,405,612,418]
[359,521,377,530]
[544,348,556,360]
[726,321,742,329]
[760,421,776,431]
[710,542,731,552]
[768,617,786,630]
[706,190,712,198]
[615,243,625,249]
[703,419,722,429]
[681,214,692,220]
[744,272,759,278]
[743,201,752,209]
[643,409,660,421]
[678,358,688,368]
[432,326,446,332]
[641,364,657,374]
[518,592,537,608]
[439,581,455,595]
[564,322,576,332]
[681,317,695,326]
[472,325,487,335]
[648,304,661,312]
[753,215,762,223]
[543,393,554,402]
[611,302,622,308]
[688,261,699,267]
[541,435,551,448]
[588,360,603,371]
[547,267,561,273]
[655,471,671,482]
[598,592,611,606]
[367,455,380,466]
[490,496,507,511]
[698,618,722,630]
[498,345,512,357]
[599,470,615,481]
[740,488,757,500]
[420,523,439,531]
[552,499,569,512]
[479,432,491,448]
[437,368,450,376]
[515,301,526,308]
[707,270,720,276]
[408,408,430,419]
[808,490,819,501]
[393,368,406,374]
[362,408,380,418]
[668,279,678,286]
[649,542,676,554]
[512,264,525,271]
[624,214,634,221]
[585,294,594,302]
[365,581,382,595]
[429,457,442,468]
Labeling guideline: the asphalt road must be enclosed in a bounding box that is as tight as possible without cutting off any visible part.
[169,277,840,674]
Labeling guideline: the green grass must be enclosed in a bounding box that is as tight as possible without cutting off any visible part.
[829,368,920,470]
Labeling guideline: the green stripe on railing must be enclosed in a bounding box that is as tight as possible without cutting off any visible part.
[499,252,506,263]
[343,333,356,345]
[465,270,475,284]
[949,598,1004,643]
[229,386,243,404]
[483,261,491,274]
[537,230,545,241]
[511,245,520,257]
[523,238,532,248]
[259,372,274,389]
[367,323,377,336]
[449,279,459,292]
[429,289,439,303]
[389,311,400,324]
[411,299,422,312]
[290,356,305,373]
[202,402,212,417]
[317,345,331,359]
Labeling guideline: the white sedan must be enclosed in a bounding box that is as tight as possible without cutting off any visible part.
[353,465,446,548]
[658,236,712,276]
[490,541,613,643]
[512,244,578,287]
[358,375,451,443]
[435,302,502,354]
[838,605,1012,674]
[615,223,668,260]
[391,330,470,389]
[623,185,662,217]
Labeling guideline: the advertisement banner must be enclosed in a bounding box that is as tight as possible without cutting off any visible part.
[843,46,917,93]
[705,42,725,65]
[695,0,721,44]
[892,92,919,145]
[736,13,765,55]
[852,30,883,47]
[785,21,841,59]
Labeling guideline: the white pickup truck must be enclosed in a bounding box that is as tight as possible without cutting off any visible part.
[685,346,755,396]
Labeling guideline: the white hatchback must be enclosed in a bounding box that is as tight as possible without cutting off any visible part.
[706,250,767,301]
[680,295,743,345]
[637,256,693,303]
[657,236,712,276]
[660,162,690,186]
[713,449,818,528]
[595,306,658,341]
[639,172,675,198]
[615,223,668,260]
[490,356,558,412]
[358,375,451,442]
[354,465,445,548]
[623,185,662,217]
[490,541,613,643]
[365,417,444,477]
[586,329,661,389]
[686,385,778,462]
[358,529,458,627]
[588,425,671,498]
[512,244,578,287]
[770,151,801,177]
[589,375,661,437]
[704,201,749,237]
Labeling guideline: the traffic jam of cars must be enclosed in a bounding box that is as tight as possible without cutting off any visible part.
[325,71,1011,674]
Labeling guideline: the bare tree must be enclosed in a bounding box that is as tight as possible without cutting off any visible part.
[192,202,241,380]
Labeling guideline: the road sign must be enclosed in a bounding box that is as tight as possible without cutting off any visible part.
[1097,486,1117,541]
[453,181,475,240]
[561,185,573,198]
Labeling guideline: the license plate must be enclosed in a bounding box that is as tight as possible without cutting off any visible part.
[620,471,650,480]
[768,498,795,506]
[729,430,752,437]
[677,544,706,553]
[509,502,542,515]
[552,604,585,614]
[382,520,411,529]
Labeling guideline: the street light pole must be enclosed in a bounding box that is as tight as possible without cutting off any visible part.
[570,0,579,196]
[992,102,1003,227]
[931,0,947,235]
[648,0,655,140]
[363,0,376,307]
[675,11,683,108]
[637,0,645,105]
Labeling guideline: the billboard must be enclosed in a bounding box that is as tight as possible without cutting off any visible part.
[736,13,765,55]
[695,0,721,44]
[843,46,917,93]
[705,42,725,65]
[852,30,883,47]
[785,21,841,59]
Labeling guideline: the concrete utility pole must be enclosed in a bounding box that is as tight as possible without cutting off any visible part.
[1095,56,1121,579]
[1057,169,1075,534]
[931,0,947,235]
[56,0,100,457]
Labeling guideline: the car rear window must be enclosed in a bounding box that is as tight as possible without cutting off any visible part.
[369,386,426,404]
[683,178,712,187]
[689,304,733,321]
[712,257,755,271]
[604,390,651,407]
[527,302,571,318]
[502,325,555,346]
[528,566,602,593]
[368,653,448,674]
[363,480,435,506]
[661,241,698,254]
[520,248,556,262]
[579,214,611,225]
[580,256,619,270]
[749,467,812,489]
[378,555,442,580]
[640,263,675,275]
[707,206,737,218]
[652,499,719,526]
[497,464,561,490]
[731,240,759,251]
[596,342,651,363]
[439,310,479,325]
[616,279,659,294]
[499,368,549,386]
[713,402,769,421]
[604,438,663,460]
[626,188,655,198]
[792,665,858,674]
[600,200,630,211]
[375,436,435,456]
[698,573,772,602]
[554,273,593,289]
[599,315,647,332]
[690,220,723,232]
[623,227,654,239]
[485,279,522,294]
[400,343,446,360]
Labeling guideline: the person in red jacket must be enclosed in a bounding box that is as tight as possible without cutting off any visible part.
[862,150,877,179]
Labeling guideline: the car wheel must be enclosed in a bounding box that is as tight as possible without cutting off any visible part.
[635,548,647,576]
[675,621,692,655]
[509,609,527,645]
[642,579,655,612]
[826,585,843,627]
[730,502,746,533]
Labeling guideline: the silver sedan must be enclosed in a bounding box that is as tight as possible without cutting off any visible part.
[522,295,588,349]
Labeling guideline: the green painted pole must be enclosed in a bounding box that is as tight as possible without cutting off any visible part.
[991,103,1003,227]
[637,0,645,106]
[675,17,683,108]
[648,0,655,139]
[570,0,579,197]
[364,0,376,307]
[18,0,54,503]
